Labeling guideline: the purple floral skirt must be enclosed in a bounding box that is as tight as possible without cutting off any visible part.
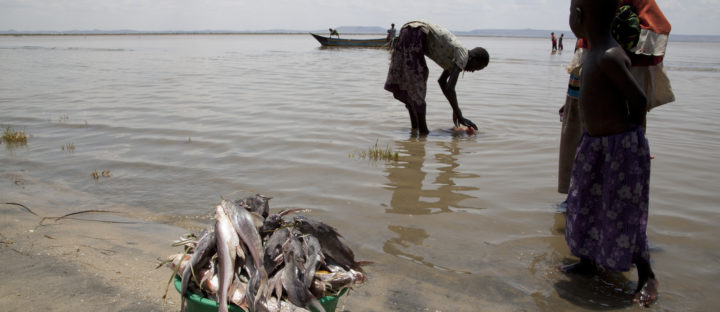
[565,126,651,271]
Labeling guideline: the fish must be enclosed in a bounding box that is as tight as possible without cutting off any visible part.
[260,208,309,237]
[302,234,325,288]
[314,269,365,291]
[166,253,192,272]
[293,216,358,270]
[228,277,248,309]
[243,193,272,218]
[223,199,265,271]
[281,235,326,312]
[180,228,217,312]
[216,203,240,312]
[263,227,290,276]
[266,268,285,310]
[223,199,269,311]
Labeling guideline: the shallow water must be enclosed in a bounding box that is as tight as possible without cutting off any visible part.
[1,34,719,311]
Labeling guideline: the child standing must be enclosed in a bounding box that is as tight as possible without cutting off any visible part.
[561,0,658,308]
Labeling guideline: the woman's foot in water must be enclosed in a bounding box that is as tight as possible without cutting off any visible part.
[633,277,659,307]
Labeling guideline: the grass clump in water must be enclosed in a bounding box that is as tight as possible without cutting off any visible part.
[91,169,111,180]
[61,142,76,152]
[350,139,399,162]
[2,126,28,145]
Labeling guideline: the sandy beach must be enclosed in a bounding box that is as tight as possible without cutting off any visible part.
[0,174,187,311]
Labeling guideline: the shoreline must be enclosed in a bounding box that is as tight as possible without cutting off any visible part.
[0,177,187,311]
[1,32,715,42]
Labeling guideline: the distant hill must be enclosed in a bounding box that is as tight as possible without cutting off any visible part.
[1,27,717,42]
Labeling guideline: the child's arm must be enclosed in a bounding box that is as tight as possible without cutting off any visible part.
[602,48,648,127]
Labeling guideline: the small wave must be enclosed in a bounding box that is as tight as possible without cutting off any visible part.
[0,46,131,52]
[665,66,720,73]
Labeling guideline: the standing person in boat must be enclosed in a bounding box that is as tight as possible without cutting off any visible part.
[384,21,489,135]
[387,23,397,41]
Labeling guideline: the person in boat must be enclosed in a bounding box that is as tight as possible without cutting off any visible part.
[384,21,489,135]
[386,23,397,41]
[329,28,340,38]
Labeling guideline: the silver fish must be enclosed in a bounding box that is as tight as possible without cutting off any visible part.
[216,203,240,312]
[180,228,216,312]
[223,199,269,311]
[223,199,265,271]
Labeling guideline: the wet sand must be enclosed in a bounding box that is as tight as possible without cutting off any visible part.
[0,175,186,311]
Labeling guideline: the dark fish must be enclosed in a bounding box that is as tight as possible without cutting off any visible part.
[266,268,285,311]
[293,216,358,270]
[263,227,290,275]
[302,234,325,287]
[281,235,325,312]
[216,203,240,312]
[180,228,216,312]
[260,208,309,237]
[243,193,272,218]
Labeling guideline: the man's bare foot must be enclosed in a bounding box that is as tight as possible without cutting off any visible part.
[633,278,658,307]
[557,259,597,275]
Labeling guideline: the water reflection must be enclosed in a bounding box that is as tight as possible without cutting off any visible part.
[384,137,479,215]
[381,136,478,274]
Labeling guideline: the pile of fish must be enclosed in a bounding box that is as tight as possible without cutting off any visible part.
[166,195,366,312]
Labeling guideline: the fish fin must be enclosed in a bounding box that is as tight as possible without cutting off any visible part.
[308,294,327,312]
[278,208,311,217]
[249,211,265,229]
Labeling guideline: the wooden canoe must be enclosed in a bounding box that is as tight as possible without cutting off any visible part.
[310,33,389,48]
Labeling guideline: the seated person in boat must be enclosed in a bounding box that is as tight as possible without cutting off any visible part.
[329,28,340,38]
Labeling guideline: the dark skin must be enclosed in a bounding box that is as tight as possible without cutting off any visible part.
[570,0,647,137]
[409,53,487,135]
[559,0,657,308]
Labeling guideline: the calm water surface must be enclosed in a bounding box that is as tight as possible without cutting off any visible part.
[1,34,719,311]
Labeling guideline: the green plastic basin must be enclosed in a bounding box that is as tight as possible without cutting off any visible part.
[173,275,345,312]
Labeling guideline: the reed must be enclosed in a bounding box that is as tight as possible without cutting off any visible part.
[350,139,399,162]
[2,126,28,144]
[61,142,76,152]
[92,169,112,180]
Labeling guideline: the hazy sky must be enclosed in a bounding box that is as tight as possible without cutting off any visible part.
[0,0,717,35]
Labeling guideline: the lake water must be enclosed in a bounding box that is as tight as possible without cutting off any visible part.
[1,34,719,311]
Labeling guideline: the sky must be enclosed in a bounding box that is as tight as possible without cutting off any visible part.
[0,0,717,35]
